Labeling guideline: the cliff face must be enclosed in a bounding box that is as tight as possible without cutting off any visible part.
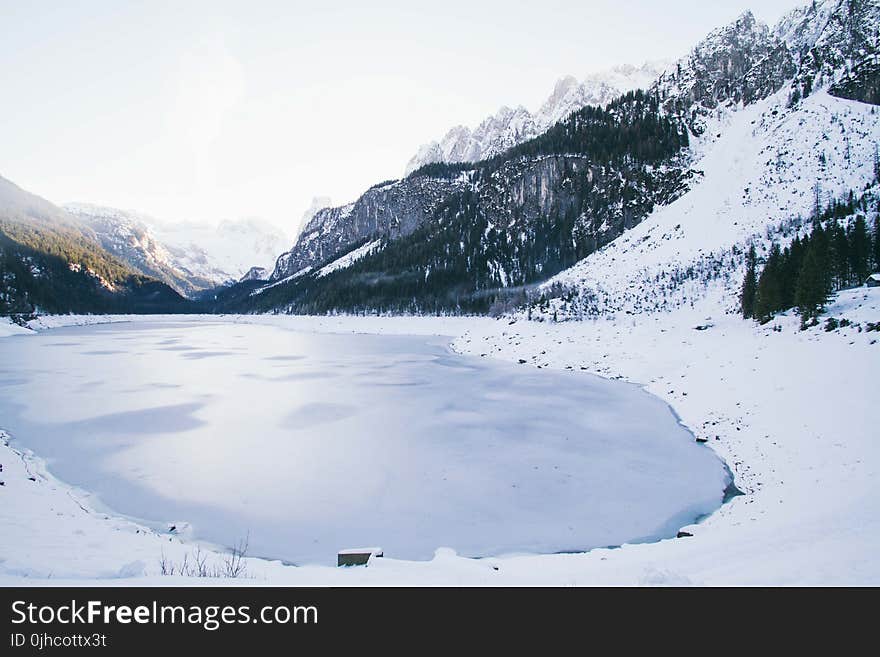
[477,154,693,255]
[272,177,468,280]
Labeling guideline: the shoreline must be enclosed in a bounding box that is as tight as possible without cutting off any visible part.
[1,293,878,585]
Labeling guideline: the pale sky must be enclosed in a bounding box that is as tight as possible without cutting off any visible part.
[1,0,804,236]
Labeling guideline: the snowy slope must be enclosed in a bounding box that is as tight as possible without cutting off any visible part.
[404,62,669,174]
[521,0,878,321]
[316,239,382,277]
[533,89,880,319]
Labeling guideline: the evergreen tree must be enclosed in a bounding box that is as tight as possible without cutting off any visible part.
[809,219,832,294]
[754,243,783,323]
[740,244,758,318]
[749,188,875,326]
[848,215,871,285]
[873,215,880,272]
[780,235,804,309]
[795,239,830,326]
[830,221,850,288]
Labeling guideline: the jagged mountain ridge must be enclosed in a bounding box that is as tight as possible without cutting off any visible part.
[651,11,797,135]
[64,204,290,297]
[404,62,669,175]
[652,0,879,133]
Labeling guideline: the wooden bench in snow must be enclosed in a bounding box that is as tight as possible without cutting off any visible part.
[337,547,383,567]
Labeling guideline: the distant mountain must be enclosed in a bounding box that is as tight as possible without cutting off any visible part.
[403,62,669,175]
[64,204,290,297]
[62,204,215,297]
[0,175,188,314]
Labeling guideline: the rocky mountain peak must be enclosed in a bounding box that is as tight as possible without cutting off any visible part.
[404,61,669,175]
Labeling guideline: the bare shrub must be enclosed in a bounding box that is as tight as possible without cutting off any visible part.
[158,533,250,579]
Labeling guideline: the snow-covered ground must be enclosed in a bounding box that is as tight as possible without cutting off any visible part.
[317,240,382,277]
[2,286,878,585]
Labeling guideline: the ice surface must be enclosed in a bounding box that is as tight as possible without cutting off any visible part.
[0,319,728,566]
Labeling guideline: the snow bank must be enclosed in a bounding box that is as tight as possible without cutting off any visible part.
[0,318,30,339]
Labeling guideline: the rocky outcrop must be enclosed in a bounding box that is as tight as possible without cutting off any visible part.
[653,1,880,132]
[239,266,269,282]
[271,177,469,280]
[652,12,796,133]
[830,58,880,105]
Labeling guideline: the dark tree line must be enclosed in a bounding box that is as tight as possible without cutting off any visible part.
[242,188,593,315]
[240,156,692,316]
[741,191,880,327]
[499,90,688,166]
[0,220,192,315]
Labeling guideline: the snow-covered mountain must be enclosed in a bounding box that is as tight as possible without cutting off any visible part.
[239,266,269,282]
[242,0,879,320]
[158,217,290,284]
[64,204,290,296]
[404,62,669,175]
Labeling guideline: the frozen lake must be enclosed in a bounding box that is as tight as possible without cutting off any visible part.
[0,319,729,565]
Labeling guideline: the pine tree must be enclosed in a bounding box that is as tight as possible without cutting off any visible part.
[795,240,830,326]
[753,243,783,323]
[810,218,832,294]
[848,215,871,285]
[781,235,804,309]
[873,215,880,272]
[740,244,758,318]
[831,222,850,288]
